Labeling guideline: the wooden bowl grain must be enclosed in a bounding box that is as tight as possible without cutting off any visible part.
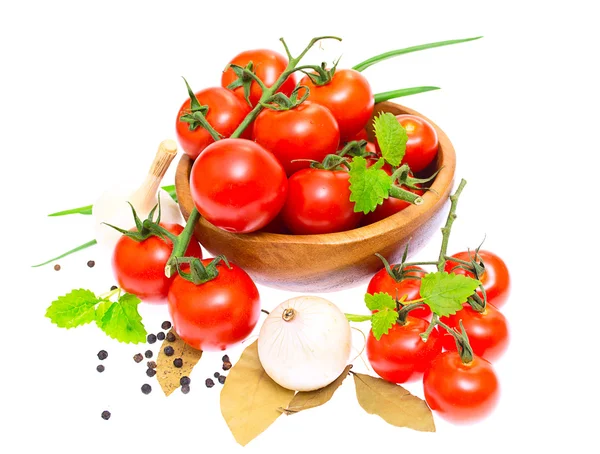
[175,101,456,292]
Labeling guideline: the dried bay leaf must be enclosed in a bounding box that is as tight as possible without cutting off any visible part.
[220,341,295,446]
[353,372,435,432]
[156,329,202,396]
[280,365,353,415]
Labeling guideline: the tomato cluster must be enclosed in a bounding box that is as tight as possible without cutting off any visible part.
[365,249,510,424]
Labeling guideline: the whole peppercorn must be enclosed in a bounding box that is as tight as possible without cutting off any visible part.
[147,334,157,344]
[54,264,61,271]
[164,346,175,356]
[141,384,152,394]
[110,285,118,291]
[96,365,105,373]
[180,376,191,386]
[87,260,95,268]
[97,350,108,360]
[133,353,144,363]
[218,375,226,385]
[161,321,172,330]
[145,350,153,359]
[181,384,191,394]
[214,372,221,379]
[222,361,232,371]
[173,358,183,368]
[222,354,230,363]
[156,332,165,341]
[101,410,111,420]
[147,361,157,369]
[146,368,156,378]
[205,378,215,388]
[166,332,176,342]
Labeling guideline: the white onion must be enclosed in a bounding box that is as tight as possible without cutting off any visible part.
[258,296,352,392]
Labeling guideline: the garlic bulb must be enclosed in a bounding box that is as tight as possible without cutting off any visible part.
[93,139,183,254]
[258,296,352,392]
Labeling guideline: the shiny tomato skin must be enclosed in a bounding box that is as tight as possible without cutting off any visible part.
[366,266,431,319]
[167,259,260,351]
[439,303,509,362]
[175,87,251,160]
[253,101,340,176]
[445,250,510,308]
[190,139,288,234]
[281,168,362,235]
[221,49,296,107]
[423,351,500,424]
[300,69,374,141]
[112,224,203,303]
[367,316,443,383]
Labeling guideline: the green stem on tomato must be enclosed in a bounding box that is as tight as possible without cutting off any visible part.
[352,36,483,72]
[31,239,97,268]
[389,185,423,205]
[374,86,440,104]
[396,302,426,325]
[164,208,201,278]
[436,179,467,272]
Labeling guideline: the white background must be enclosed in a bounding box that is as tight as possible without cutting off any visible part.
[1,0,598,452]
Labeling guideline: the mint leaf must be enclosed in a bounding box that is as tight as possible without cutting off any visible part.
[371,308,398,340]
[95,293,147,344]
[420,272,481,316]
[373,112,408,166]
[349,156,392,214]
[365,292,396,311]
[45,289,99,328]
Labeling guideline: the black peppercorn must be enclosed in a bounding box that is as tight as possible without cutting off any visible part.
[180,376,191,386]
[147,361,157,369]
[164,346,174,356]
[146,368,156,377]
[101,410,111,420]
[156,332,165,341]
[147,334,157,344]
[181,384,190,394]
[161,321,172,330]
[166,332,176,342]
[87,260,95,268]
[145,350,153,359]
[110,285,118,291]
[141,384,152,394]
[214,372,221,379]
[97,350,108,360]
[96,365,105,373]
[218,375,226,385]
[205,378,215,388]
[54,264,61,271]
[222,361,232,371]
[133,353,143,363]
[173,358,183,368]
[222,354,230,363]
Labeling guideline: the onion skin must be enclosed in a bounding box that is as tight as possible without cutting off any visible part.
[257,296,352,392]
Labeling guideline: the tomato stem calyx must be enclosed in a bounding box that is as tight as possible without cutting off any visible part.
[260,85,310,111]
[179,77,222,141]
[175,255,231,285]
[427,316,474,364]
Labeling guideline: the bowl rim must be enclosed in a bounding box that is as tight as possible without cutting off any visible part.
[175,101,456,246]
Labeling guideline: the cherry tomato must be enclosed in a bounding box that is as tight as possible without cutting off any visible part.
[445,250,510,308]
[221,49,296,107]
[423,351,500,424]
[175,87,251,160]
[168,259,260,351]
[376,115,438,173]
[366,316,442,383]
[253,101,340,176]
[439,303,509,362]
[112,224,203,303]
[189,138,288,234]
[300,69,374,141]
[281,168,362,234]
[366,266,431,319]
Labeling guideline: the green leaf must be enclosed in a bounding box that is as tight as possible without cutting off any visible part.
[45,289,99,328]
[420,272,481,317]
[349,156,392,214]
[95,293,147,344]
[373,112,407,166]
[371,308,398,341]
[365,292,396,312]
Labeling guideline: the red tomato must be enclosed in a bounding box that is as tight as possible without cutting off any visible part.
[175,87,251,160]
[168,259,260,351]
[112,224,203,303]
[281,168,362,234]
[253,101,340,176]
[439,303,509,362]
[300,69,374,141]
[189,139,288,233]
[366,316,442,383]
[377,115,438,173]
[445,250,510,308]
[366,266,431,319]
[221,49,296,107]
[423,351,500,424]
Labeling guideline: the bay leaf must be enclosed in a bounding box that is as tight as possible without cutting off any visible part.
[156,329,202,396]
[280,365,353,415]
[220,340,295,446]
[353,372,435,432]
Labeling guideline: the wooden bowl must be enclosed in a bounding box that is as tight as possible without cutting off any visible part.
[175,101,456,292]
